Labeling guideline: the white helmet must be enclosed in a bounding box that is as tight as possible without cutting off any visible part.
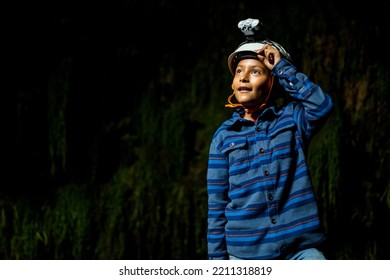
[228,18,292,75]
[228,39,292,75]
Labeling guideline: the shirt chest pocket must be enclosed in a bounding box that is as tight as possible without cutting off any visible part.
[221,137,250,176]
[269,122,297,159]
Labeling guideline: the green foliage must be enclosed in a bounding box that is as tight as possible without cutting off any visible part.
[47,57,72,177]
[0,185,91,259]
[3,0,390,260]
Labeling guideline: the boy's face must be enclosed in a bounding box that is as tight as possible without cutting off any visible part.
[232,58,272,108]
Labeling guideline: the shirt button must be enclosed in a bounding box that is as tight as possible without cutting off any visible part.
[259,148,265,153]
[264,170,270,176]
[271,218,277,224]
[229,142,235,147]
[278,70,283,75]
[268,194,274,200]
[256,127,261,132]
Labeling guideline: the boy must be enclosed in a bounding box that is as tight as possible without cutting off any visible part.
[207,18,333,259]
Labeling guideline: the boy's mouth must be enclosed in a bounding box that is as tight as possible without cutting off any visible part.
[238,86,252,92]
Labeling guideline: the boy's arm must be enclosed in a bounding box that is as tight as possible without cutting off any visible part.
[272,58,333,139]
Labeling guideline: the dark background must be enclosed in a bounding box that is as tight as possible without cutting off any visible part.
[2,0,390,259]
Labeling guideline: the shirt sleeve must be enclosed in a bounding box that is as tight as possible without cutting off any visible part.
[272,58,334,140]
[207,133,230,260]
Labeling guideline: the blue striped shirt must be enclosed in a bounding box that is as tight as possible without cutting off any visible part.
[207,59,333,259]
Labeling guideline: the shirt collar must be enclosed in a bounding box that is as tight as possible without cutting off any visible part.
[224,104,281,130]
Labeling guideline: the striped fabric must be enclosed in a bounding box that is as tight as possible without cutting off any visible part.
[207,59,333,259]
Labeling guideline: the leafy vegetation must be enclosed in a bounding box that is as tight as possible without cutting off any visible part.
[2,1,389,259]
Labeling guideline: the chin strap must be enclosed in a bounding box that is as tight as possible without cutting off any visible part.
[225,92,244,108]
[225,76,274,114]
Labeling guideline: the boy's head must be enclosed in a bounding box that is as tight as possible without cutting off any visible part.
[225,18,292,112]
